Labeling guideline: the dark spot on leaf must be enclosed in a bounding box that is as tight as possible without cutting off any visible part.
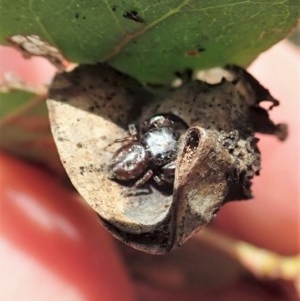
[186,47,205,57]
[112,5,117,12]
[79,166,84,175]
[106,92,116,100]
[123,10,145,23]
[75,13,79,19]
[77,143,83,148]
[186,49,199,57]
[82,16,86,20]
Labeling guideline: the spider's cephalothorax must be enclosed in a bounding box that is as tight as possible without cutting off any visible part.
[108,114,188,194]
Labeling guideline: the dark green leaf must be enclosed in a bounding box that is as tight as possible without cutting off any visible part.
[1,1,299,83]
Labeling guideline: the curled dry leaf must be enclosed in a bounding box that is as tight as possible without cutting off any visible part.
[47,64,287,254]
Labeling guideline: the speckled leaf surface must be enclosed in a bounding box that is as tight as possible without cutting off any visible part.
[46,64,175,253]
[1,0,298,83]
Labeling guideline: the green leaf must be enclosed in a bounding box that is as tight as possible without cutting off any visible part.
[0,88,65,175]
[0,90,36,119]
[0,1,299,83]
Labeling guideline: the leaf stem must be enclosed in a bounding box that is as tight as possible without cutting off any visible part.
[197,228,300,282]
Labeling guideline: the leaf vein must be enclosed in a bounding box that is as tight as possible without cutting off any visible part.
[101,0,191,61]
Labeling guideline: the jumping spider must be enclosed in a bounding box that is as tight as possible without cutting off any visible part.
[108,114,188,195]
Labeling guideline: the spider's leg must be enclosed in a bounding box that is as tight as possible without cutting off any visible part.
[122,169,153,196]
[128,123,138,137]
[132,169,153,189]
[105,124,138,149]
[159,160,176,184]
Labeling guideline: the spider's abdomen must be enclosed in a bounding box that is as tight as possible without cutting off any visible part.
[108,142,149,181]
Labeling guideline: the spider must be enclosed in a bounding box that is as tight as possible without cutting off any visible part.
[108,114,188,194]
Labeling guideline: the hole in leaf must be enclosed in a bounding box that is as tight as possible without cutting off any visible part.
[123,10,145,23]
